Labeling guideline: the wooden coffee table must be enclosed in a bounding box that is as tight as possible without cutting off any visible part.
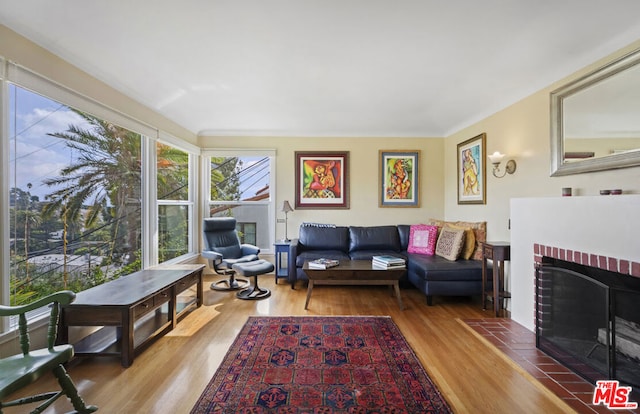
[303,260,405,310]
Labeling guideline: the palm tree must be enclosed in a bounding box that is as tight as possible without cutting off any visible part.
[42,110,142,267]
[157,143,189,200]
[15,183,41,283]
[15,209,41,283]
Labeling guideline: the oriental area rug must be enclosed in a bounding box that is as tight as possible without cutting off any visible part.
[190,316,452,413]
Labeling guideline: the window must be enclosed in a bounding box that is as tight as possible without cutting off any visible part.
[205,150,275,252]
[157,141,194,263]
[7,84,142,306]
[236,222,257,245]
[1,61,197,333]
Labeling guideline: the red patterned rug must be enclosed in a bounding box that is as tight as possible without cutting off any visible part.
[190,316,452,413]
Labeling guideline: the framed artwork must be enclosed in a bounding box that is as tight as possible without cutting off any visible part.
[295,151,349,209]
[379,150,420,207]
[457,133,486,204]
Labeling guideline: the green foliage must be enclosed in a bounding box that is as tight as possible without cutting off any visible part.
[42,109,142,265]
[9,259,117,306]
[112,257,142,279]
[9,115,195,307]
[9,273,37,306]
[9,109,147,306]
[210,156,242,201]
[158,206,188,262]
[157,143,189,201]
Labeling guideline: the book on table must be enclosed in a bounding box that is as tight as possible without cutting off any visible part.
[372,255,406,268]
[372,261,406,270]
[308,258,340,269]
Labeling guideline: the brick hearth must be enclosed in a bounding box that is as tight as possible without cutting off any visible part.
[463,318,638,414]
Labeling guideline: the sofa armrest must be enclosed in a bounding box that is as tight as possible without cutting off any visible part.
[287,239,299,287]
[240,243,260,256]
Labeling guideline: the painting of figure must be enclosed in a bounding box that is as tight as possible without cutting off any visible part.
[295,152,349,209]
[379,151,420,207]
[457,133,486,204]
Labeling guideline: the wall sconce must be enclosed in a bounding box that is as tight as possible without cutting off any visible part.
[281,200,294,241]
[488,151,517,178]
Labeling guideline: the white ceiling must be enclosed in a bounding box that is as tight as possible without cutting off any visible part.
[2,1,640,138]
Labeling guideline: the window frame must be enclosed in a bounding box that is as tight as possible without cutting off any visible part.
[202,149,276,254]
[0,59,199,335]
[1,59,9,331]
[153,136,199,266]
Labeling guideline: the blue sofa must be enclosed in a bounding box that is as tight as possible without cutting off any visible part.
[288,224,486,305]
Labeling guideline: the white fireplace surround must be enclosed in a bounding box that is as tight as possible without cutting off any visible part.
[510,195,640,331]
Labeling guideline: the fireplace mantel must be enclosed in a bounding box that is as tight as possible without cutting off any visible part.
[510,195,640,331]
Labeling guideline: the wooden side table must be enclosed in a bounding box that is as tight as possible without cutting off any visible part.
[273,241,291,284]
[482,241,511,317]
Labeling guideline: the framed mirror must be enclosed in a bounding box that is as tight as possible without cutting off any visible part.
[550,47,640,176]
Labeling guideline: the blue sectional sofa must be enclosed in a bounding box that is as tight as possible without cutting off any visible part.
[287,223,487,305]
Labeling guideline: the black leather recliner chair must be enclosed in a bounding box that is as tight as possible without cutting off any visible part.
[201,217,259,291]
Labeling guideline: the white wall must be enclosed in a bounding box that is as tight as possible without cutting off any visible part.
[0,25,197,145]
[198,136,446,239]
[510,195,640,331]
[444,39,640,242]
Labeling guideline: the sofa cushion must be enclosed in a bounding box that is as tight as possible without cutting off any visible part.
[349,250,406,261]
[427,218,446,228]
[407,253,483,281]
[397,224,411,251]
[454,221,486,260]
[428,218,486,260]
[407,224,438,255]
[445,224,476,260]
[435,227,466,261]
[298,226,349,252]
[348,226,401,253]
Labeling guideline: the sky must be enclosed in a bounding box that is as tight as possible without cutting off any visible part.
[9,84,270,202]
[9,85,88,200]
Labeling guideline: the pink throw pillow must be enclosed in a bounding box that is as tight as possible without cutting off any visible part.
[407,224,438,255]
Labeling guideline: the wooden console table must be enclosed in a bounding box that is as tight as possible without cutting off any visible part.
[59,264,204,367]
[481,242,511,317]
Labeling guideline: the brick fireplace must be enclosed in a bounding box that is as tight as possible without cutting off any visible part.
[533,243,640,277]
[510,195,640,332]
[534,252,640,391]
[509,195,640,396]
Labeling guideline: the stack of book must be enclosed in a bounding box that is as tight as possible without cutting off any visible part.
[372,255,406,269]
[308,258,340,269]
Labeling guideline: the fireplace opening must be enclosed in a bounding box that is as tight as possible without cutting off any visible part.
[536,257,640,391]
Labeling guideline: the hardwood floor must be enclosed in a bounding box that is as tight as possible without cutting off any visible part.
[5,273,575,413]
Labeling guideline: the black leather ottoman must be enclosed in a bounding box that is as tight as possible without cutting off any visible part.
[232,260,274,300]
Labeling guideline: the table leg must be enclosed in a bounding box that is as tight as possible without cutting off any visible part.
[304,280,314,310]
[169,290,177,330]
[59,311,69,345]
[482,256,488,310]
[393,281,404,310]
[122,308,134,367]
[196,270,203,307]
[493,261,500,317]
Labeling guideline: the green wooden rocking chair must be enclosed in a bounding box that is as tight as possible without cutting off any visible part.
[0,290,97,414]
